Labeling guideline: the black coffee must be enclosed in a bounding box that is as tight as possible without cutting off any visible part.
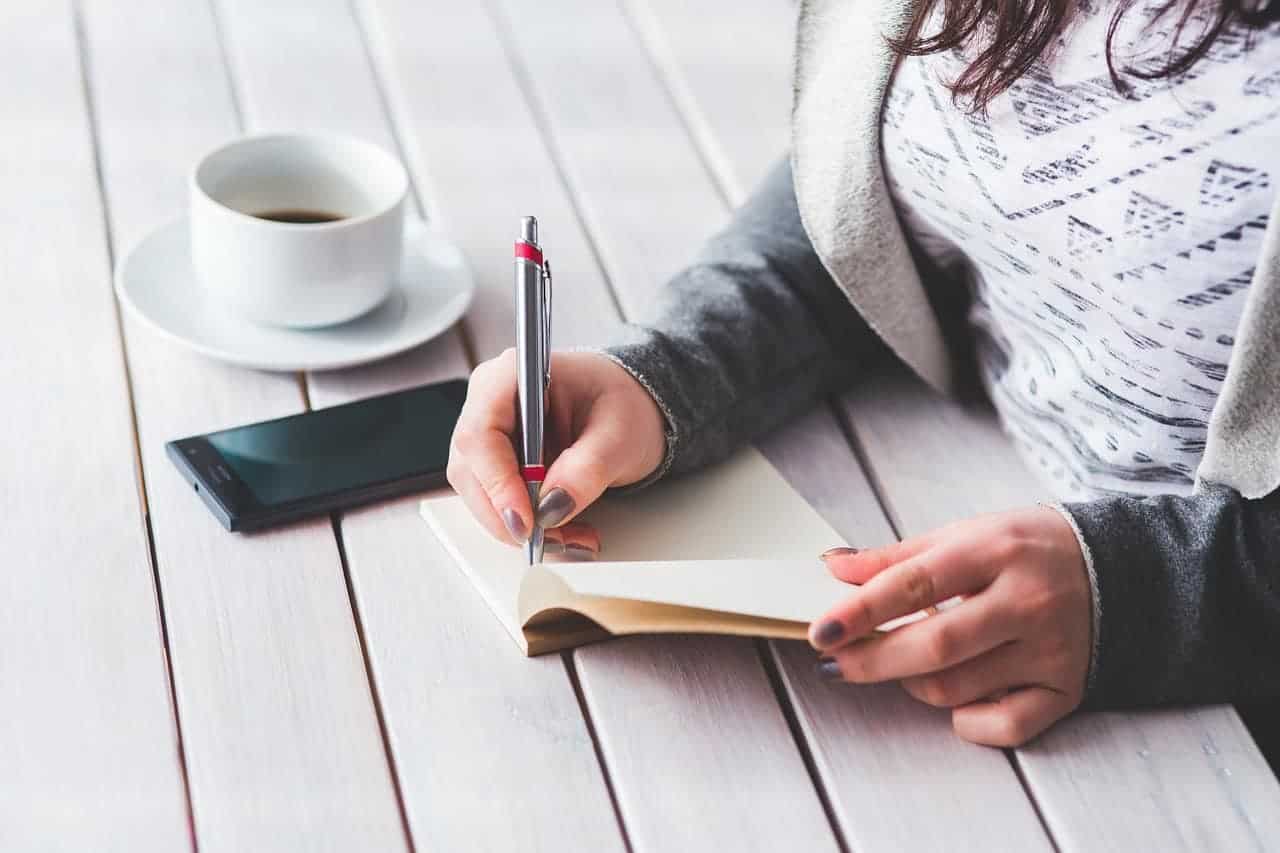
[252,208,345,224]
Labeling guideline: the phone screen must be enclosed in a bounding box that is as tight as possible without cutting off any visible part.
[181,380,466,518]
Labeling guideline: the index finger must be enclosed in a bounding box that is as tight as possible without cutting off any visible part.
[810,540,996,650]
[451,423,534,536]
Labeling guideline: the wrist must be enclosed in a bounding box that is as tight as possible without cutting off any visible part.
[1043,501,1102,699]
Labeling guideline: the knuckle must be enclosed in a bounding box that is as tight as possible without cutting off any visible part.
[838,649,871,683]
[846,598,878,633]
[916,675,952,707]
[996,712,1033,747]
[569,446,611,489]
[1015,584,1061,627]
[473,350,516,383]
[477,467,518,500]
[445,458,465,490]
[989,533,1026,566]
[452,427,481,457]
[925,625,957,669]
[903,562,938,612]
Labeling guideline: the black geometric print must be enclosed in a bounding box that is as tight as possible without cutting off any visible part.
[1199,159,1271,207]
[1175,350,1230,383]
[1023,139,1099,184]
[1066,215,1112,257]
[904,141,951,192]
[1244,68,1280,95]
[1053,282,1100,312]
[882,9,1275,499]
[1176,268,1254,307]
[1124,191,1187,239]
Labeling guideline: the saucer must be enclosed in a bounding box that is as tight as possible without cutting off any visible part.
[115,218,474,371]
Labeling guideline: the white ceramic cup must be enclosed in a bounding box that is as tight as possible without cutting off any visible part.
[190,133,408,328]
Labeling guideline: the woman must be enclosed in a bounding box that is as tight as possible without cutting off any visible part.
[447,0,1280,754]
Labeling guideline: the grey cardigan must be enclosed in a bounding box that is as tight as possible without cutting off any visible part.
[602,0,1280,709]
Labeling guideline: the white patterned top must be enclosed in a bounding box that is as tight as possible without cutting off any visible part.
[881,2,1280,500]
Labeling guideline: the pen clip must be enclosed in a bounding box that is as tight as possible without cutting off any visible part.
[541,259,553,390]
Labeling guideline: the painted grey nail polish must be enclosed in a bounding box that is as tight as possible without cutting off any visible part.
[562,543,598,562]
[536,487,575,528]
[820,546,860,559]
[815,659,843,680]
[813,620,846,647]
[502,508,528,542]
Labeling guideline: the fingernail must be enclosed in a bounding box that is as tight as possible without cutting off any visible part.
[502,508,528,542]
[813,620,846,647]
[821,546,860,559]
[562,543,598,562]
[536,488,575,528]
[815,659,843,680]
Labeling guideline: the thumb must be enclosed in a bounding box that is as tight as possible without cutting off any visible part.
[535,419,630,529]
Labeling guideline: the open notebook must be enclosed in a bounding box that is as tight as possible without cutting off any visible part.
[421,447,897,655]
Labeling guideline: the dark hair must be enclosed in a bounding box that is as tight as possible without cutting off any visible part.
[891,0,1280,111]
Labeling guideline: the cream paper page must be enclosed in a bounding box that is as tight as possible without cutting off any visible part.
[420,446,851,646]
[521,559,854,624]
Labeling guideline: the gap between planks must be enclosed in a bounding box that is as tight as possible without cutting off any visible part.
[330,516,417,852]
[755,639,851,853]
[562,651,636,853]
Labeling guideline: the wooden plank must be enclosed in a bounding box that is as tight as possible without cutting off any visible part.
[0,4,191,849]
[608,1,1057,849]
[842,367,1045,532]
[213,0,628,847]
[846,369,1280,848]
[1022,706,1280,849]
[622,0,796,203]
[633,0,1280,845]
[492,1,1055,850]
[78,1,407,849]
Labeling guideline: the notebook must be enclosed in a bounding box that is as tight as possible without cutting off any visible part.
[421,446,905,655]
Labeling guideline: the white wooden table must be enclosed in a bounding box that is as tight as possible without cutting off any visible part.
[5,1,1278,850]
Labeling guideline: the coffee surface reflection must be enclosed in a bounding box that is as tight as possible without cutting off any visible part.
[252,208,345,224]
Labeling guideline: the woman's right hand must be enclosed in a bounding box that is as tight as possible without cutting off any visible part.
[447,349,667,548]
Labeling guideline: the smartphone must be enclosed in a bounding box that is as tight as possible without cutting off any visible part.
[166,379,467,532]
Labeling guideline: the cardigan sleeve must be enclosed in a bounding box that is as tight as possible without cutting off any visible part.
[1061,484,1280,708]
[597,157,889,482]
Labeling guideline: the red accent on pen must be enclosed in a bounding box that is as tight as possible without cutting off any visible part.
[521,464,547,482]
[515,241,543,264]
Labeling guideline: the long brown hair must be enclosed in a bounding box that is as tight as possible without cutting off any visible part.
[891,0,1279,110]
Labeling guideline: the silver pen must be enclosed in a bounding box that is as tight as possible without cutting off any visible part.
[514,216,552,565]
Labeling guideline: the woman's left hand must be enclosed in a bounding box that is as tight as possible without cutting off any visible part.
[810,506,1092,747]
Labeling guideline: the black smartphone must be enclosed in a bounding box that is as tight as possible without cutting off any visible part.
[166,379,467,532]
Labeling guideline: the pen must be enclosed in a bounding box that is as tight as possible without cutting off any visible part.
[515,215,552,565]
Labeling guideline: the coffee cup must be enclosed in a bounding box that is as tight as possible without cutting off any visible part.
[190,133,408,328]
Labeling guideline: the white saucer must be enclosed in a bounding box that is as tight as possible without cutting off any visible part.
[115,218,474,372]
